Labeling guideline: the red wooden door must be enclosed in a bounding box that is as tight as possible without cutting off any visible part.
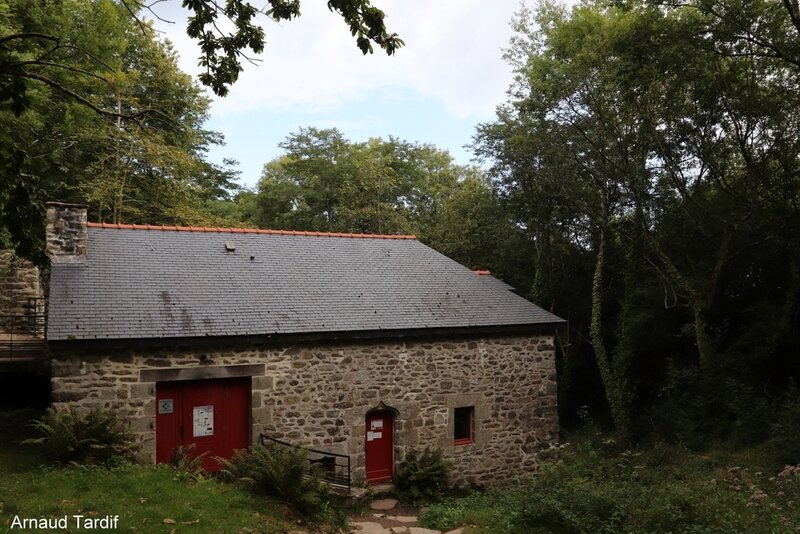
[365,412,394,484]
[155,377,250,472]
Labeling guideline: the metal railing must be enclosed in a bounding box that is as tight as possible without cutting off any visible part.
[260,433,351,493]
[0,297,47,360]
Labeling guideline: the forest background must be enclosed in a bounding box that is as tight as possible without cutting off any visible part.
[1,0,800,448]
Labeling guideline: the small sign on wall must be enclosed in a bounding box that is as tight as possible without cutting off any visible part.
[158,399,173,415]
[193,405,214,437]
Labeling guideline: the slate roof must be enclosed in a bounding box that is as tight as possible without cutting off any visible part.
[46,225,565,341]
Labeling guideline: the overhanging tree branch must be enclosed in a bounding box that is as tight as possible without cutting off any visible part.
[116,0,402,96]
[16,71,169,125]
[15,61,109,83]
[0,32,60,46]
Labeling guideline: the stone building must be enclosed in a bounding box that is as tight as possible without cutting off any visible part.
[0,246,48,406]
[0,250,41,318]
[45,202,564,487]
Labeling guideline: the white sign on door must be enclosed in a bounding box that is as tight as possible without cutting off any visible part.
[193,405,214,437]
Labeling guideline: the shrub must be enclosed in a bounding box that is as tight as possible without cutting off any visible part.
[649,369,771,449]
[508,463,625,534]
[419,489,524,533]
[396,447,452,503]
[21,406,138,466]
[217,443,338,523]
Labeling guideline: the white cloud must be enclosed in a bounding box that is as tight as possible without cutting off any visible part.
[381,1,520,118]
[150,0,524,120]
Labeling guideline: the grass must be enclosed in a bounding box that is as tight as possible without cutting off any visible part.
[1,464,297,533]
[0,408,46,474]
[419,435,800,534]
[0,409,322,534]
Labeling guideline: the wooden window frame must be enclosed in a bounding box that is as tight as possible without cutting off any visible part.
[454,406,474,446]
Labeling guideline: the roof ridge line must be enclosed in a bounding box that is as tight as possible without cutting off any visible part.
[86,222,417,240]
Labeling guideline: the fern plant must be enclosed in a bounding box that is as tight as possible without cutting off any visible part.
[396,447,452,503]
[169,444,207,483]
[217,443,332,521]
[22,406,138,466]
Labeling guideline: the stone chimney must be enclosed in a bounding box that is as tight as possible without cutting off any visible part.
[46,202,88,264]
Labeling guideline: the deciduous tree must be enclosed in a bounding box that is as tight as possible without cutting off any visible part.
[477,0,800,433]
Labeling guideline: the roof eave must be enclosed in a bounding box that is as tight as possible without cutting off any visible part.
[47,322,566,352]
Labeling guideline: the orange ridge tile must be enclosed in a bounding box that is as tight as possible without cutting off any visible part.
[474,269,492,275]
[87,222,417,240]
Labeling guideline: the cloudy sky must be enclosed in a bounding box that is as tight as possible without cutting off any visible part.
[150,1,531,187]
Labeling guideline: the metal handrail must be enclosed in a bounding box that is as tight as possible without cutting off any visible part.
[0,297,47,361]
[260,433,351,493]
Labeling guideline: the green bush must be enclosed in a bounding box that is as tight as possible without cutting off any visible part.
[21,406,138,466]
[395,447,452,503]
[217,443,340,524]
[649,369,771,449]
[514,478,625,534]
[419,489,524,533]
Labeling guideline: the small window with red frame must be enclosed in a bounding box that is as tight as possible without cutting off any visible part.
[454,406,474,445]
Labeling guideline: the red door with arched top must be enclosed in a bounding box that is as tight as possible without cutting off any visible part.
[365,411,394,484]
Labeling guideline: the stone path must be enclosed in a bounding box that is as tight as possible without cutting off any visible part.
[349,498,463,534]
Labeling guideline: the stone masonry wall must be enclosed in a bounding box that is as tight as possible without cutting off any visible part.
[50,332,559,486]
[0,250,41,320]
[45,202,87,264]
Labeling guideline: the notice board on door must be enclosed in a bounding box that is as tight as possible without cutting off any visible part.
[193,405,214,437]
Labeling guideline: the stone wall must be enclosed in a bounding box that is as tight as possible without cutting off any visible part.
[50,331,559,486]
[0,250,41,320]
[46,202,87,264]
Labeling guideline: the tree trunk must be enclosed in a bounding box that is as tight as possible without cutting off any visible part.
[590,226,628,431]
[783,0,800,37]
[611,209,646,435]
[645,232,717,373]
